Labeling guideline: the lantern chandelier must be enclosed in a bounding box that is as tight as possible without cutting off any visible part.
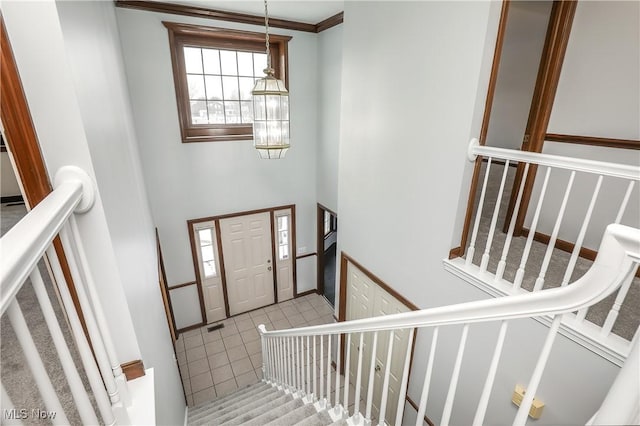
[252,0,291,159]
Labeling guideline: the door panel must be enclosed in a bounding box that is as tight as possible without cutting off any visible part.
[221,212,274,315]
[193,221,226,324]
[275,209,294,301]
[345,261,410,424]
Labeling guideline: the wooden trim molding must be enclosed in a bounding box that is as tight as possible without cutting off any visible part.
[295,289,318,298]
[167,281,197,291]
[156,229,177,342]
[315,12,344,33]
[406,396,436,426]
[545,133,640,150]
[296,252,317,260]
[214,219,231,318]
[115,1,343,33]
[177,322,206,334]
[0,17,91,343]
[452,0,510,260]
[121,359,145,381]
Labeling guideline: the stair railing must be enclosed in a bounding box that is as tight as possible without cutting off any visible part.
[449,140,640,362]
[259,223,640,425]
[0,167,130,425]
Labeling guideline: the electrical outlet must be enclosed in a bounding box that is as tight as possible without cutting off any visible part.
[512,384,544,419]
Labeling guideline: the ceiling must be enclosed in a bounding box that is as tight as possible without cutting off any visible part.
[152,1,345,24]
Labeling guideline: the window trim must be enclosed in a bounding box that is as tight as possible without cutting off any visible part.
[163,21,291,143]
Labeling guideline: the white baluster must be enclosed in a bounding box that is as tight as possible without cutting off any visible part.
[68,217,130,405]
[496,163,530,282]
[533,171,575,292]
[320,334,325,405]
[615,180,635,224]
[307,335,311,397]
[473,321,508,426]
[278,337,284,386]
[45,247,116,425]
[601,266,638,336]
[466,158,493,267]
[561,176,603,287]
[288,336,293,389]
[514,316,561,425]
[1,385,23,426]
[344,333,352,416]
[481,160,510,272]
[29,267,98,425]
[59,226,128,422]
[441,324,470,426]
[333,334,342,418]
[365,331,379,422]
[354,332,365,421]
[313,335,317,399]
[327,333,332,408]
[416,327,438,426]
[394,328,415,426]
[514,167,552,289]
[379,331,395,426]
[297,336,302,393]
[7,300,70,425]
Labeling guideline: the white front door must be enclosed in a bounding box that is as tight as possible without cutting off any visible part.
[345,260,411,424]
[220,212,275,315]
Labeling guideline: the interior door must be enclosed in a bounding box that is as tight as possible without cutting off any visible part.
[345,260,410,424]
[220,212,274,315]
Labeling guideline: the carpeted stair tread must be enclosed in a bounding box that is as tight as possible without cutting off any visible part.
[189,382,268,416]
[189,383,275,421]
[218,393,296,425]
[292,409,335,426]
[263,402,319,425]
[328,420,348,426]
[238,397,306,426]
[196,388,287,425]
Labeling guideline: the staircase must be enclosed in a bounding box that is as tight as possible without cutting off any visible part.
[187,382,344,425]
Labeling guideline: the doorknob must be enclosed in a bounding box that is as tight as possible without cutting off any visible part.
[375,364,381,372]
[267,266,272,271]
[267,259,271,263]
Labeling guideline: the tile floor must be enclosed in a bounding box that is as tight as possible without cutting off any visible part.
[175,293,337,407]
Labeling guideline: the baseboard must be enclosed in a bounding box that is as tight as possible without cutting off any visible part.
[184,405,188,426]
[296,289,318,298]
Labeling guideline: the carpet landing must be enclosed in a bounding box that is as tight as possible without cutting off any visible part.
[187,382,345,426]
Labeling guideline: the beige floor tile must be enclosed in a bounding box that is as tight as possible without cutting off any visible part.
[208,351,230,369]
[220,323,239,337]
[249,353,262,370]
[281,305,299,317]
[192,386,216,406]
[288,313,306,327]
[175,339,185,353]
[264,304,280,313]
[215,378,238,398]
[205,340,226,356]
[267,309,286,322]
[188,358,210,378]
[227,344,249,362]
[183,328,203,338]
[249,308,266,318]
[235,370,259,388]
[177,351,187,365]
[255,368,263,380]
[186,394,194,407]
[250,313,270,326]
[240,329,259,343]
[222,334,243,349]
[295,300,314,313]
[231,357,254,376]
[235,318,255,332]
[186,346,207,363]
[182,376,191,395]
[272,318,292,330]
[184,334,204,350]
[191,371,213,393]
[244,340,261,355]
[302,309,320,322]
[202,329,222,343]
[212,364,234,385]
[232,312,252,323]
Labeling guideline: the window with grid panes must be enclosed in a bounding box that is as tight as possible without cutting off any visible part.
[164,22,291,143]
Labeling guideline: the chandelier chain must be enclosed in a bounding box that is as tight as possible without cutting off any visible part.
[264,0,271,70]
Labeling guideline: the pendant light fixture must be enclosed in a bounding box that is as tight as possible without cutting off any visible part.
[252,0,290,159]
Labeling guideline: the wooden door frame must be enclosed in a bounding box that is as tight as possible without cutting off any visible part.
[316,203,337,297]
[450,0,577,258]
[0,17,90,340]
[337,252,432,425]
[187,204,297,324]
[156,229,177,342]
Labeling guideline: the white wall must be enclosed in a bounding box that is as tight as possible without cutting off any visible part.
[525,1,640,250]
[485,1,552,149]
[337,2,620,424]
[2,0,141,364]
[316,24,343,212]
[1,152,22,197]
[115,8,319,323]
[54,2,185,424]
